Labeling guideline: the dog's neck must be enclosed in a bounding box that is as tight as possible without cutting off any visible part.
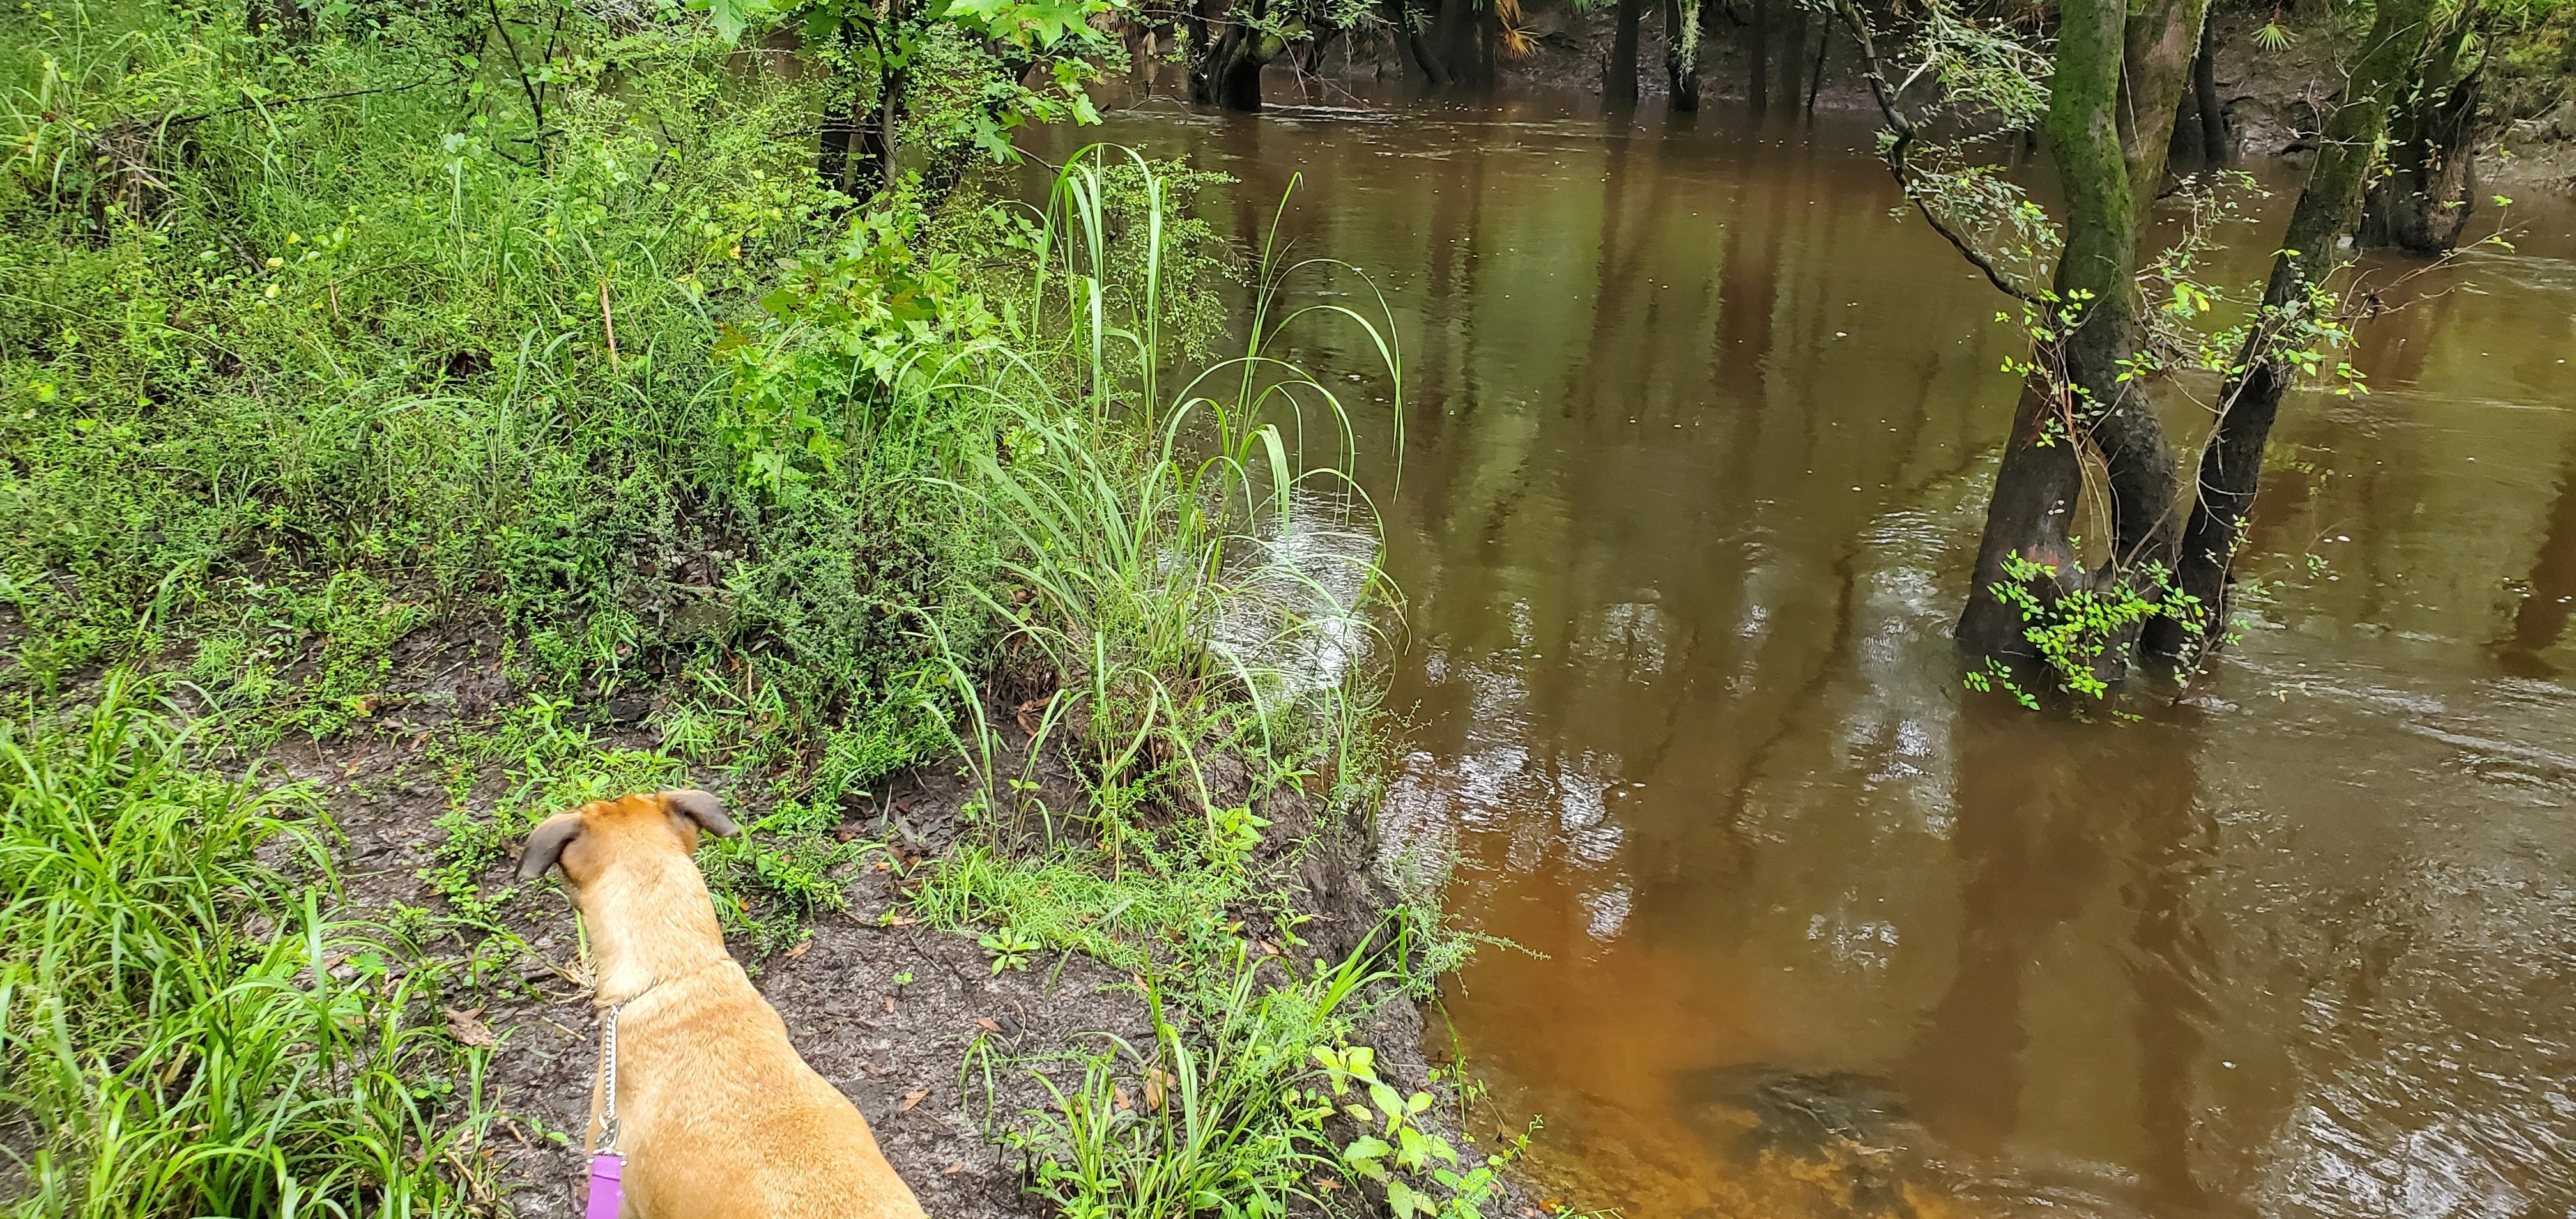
[581,852,732,1004]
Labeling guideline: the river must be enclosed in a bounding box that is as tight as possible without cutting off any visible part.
[1043,90,2576,1218]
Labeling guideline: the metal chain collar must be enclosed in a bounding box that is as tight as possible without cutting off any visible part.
[596,998,628,1154]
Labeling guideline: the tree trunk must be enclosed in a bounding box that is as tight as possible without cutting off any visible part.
[2117,0,2214,200]
[1189,0,1287,110]
[1437,0,1485,87]
[2191,19,2227,165]
[1773,0,1807,119]
[1957,0,2228,671]
[1805,20,1829,115]
[1958,0,2165,664]
[2142,0,2439,664]
[1664,0,1701,111]
[1749,0,1770,114]
[817,22,862,193]
[1384,0,1454,87]
[2360,25,2483,252]
[2166,17,2225,172]
[1607,0,1644,109]
[852,6,908,195]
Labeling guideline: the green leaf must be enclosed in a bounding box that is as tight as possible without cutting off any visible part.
[1368,1080,1405,1122]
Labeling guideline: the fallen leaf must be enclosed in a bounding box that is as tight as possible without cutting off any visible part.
[900,1088,930,1112]
[1312,1177,1342,1192]
[886,914,917,927]
[443,1007,495,1048]
[781,940,812,960]
[884,996,896,1014]
[974,1016,1002,1033]
[944,1162,970,1175]
[1259,939,1282,956]
[1143,1066,1174,1112]
[1014,699,1043,735]
[1115,1086,1132,1111]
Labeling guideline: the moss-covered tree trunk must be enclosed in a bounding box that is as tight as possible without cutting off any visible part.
[2142,0,2439,664]
[1958,0,2188,665]
[1958,0,2232,671]
[1189,0,1291,110]
[1664,0,1701,111]
[2361,23,2484,253]
[2118,0,2214,202]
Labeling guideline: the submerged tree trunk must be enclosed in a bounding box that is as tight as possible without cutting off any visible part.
[1958,0,2144,663]
[1385,0,1454,87]
[2361,24,2483,253]
[1190,0,1291,110]
[1749,0,1770,113]
[1773,0,1807,120]
[2167,17,2227,172]
[1958,0,2205,666]
[1607,0,1644,109]
[2143,0,2439,664]
[1664,0,1701,111]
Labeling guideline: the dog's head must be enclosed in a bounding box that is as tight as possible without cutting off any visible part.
[516,789,739,888]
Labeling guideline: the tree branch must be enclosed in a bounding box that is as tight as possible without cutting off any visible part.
[1828,0,2041,303]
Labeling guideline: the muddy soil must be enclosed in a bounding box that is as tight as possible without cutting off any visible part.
[272,629,1492,1218]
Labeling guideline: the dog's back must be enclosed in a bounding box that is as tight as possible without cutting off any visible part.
[519,790,928,1219]
[612,961,924,1219]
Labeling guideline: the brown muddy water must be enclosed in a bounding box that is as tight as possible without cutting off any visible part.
[1042,93,2576,1217]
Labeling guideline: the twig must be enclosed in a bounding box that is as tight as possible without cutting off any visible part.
[1828,0,2041,303]
[488,0,549,165]
[599,279,618,365]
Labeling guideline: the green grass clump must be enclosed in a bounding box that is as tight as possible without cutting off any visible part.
[0,676,493,1215]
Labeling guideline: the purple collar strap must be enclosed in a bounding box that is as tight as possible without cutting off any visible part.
[586,1152,625,1218]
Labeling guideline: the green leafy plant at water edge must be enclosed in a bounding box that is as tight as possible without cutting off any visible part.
[1310,1044,1515,1219]
[1965,554,2209,708]
[1004,935,1514,1219]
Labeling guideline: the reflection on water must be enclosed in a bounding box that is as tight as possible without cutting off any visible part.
[1041,94,2576,1216]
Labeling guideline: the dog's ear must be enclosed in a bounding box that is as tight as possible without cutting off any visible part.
[662,788,740,839]
[518,812,585,882]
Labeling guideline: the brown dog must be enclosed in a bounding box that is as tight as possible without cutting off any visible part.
[518,789,928,1219]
